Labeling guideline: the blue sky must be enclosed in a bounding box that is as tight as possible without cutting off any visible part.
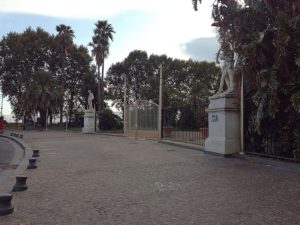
[0,0,219,117]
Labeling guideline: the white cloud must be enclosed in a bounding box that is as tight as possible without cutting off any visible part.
[0,0,218,115]
[0,0,213,21]
[106,1,215,63]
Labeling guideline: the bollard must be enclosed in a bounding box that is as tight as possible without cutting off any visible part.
[27,158,37,169]
[0,193,14,216]
[12,176,28,192]
[19,134,23,139]
[32,150,40,158]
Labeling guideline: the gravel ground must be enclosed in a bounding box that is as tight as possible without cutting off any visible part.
[1,130,300,225]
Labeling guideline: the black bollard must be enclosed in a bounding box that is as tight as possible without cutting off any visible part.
[27,158,37,169]
[12,176,28,192]
[32,150,40,158]
[0,193,14,216]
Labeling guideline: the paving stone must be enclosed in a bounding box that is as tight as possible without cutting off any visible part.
[0,130,300,225]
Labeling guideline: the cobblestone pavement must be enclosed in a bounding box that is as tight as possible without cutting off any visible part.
[0,138,14,170]
[0,137,23,170]
[1,130,300,225]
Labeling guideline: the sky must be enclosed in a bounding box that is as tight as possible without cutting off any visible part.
[0,0,219,118]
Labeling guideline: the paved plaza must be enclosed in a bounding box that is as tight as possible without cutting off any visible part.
[1,130,300,225]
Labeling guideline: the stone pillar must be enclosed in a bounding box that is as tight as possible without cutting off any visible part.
[82,112,95,134]
[205,93,240,156]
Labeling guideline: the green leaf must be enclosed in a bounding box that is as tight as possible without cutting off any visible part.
[291,92,300,112]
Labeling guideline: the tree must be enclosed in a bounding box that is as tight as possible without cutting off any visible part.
[55,24,75,58]
[89,20,115,113]
[64,45,95,122]
[186,60,220,107]
[193,0,300,157]
[98,108,123,130]
[55,24,75,124]
[0,27,95,125]
[106,50,153,110]
[106,50,220,111]
[192,0,202,11]
[0,27,57,119]
[24,70,61,127]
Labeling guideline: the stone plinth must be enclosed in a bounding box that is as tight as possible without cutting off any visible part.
[82,111,95,134]
[205,93,240,156]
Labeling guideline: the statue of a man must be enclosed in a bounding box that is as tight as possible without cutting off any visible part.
[87,90,94,112]
[215,45,236,96]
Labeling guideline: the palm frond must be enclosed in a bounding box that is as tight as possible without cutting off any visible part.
[192,0,202,11]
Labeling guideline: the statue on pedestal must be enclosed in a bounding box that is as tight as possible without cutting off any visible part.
[87,90,94,112]
[214,43,237,96]
[82,90,96,133]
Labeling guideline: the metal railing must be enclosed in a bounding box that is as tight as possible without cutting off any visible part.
[162,104,208,146]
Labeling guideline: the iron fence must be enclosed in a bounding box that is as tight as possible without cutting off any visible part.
[162,104,208,145]
[244,96,300,162]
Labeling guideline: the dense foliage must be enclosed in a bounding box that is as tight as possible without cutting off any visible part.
[0,27,96,125]
[89,21,115,113]
[98,108,123,130]
[193,0,300,158]
[106,50,221,110]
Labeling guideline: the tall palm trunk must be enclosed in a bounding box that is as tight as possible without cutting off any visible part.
[101,60,105,110]
[40,109,47,128]
[60,59,66,126]
[97,64,101,113]
[69,93,74,123]
[49,110,53,125]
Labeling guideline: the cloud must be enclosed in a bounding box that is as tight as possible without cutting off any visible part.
[0,0,216,62]
[0,0,209,19]
[181,37,220,62]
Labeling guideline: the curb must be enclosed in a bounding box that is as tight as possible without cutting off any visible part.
[0,134,32,193]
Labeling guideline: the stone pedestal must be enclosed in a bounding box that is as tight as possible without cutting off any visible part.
[82,111,95,134]
[205,93,240,156]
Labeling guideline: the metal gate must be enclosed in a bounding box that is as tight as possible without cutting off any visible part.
[162,104,208,146]
[124,100,159,140]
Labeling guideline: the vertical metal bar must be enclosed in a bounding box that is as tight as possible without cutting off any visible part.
[241,73,244,153]
[33,111,36,129]
[94,107,96,133]
[45,109,48,131]
[65,111,68,132]
[124,77,127,135]
[158,64,163,141]
[135,101,138,140]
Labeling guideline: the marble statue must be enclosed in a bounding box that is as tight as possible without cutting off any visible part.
[214,46,236,96]
[87,90,94,112]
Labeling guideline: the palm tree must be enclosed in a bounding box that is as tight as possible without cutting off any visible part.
[55,24,75,124]
[192,0,202,11]
[56,24,75,57]
[25,71,62,128]
[89,20,115,113]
